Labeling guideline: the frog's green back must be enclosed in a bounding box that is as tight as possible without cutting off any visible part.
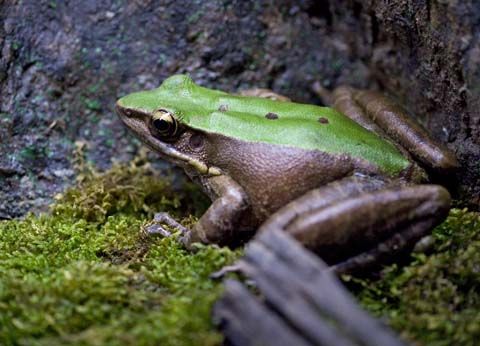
[118,75,410,175]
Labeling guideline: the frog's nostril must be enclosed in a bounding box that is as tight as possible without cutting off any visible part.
[115,102,132,117]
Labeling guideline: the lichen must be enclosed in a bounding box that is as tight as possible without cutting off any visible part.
[352,208,480,346]
[0,156,240,346]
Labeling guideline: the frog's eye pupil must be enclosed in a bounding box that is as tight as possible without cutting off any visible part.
[153,118,170,132]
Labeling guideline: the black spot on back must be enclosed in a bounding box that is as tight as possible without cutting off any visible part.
[318,117,329,124]
[218,104,229,112]
[265,112,279,120]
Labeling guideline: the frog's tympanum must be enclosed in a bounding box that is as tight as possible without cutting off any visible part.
[116,75,458,272]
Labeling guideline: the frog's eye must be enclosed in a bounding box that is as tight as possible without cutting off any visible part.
[150,109,179,140]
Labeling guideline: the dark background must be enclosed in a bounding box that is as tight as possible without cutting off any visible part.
[1,0,479,219]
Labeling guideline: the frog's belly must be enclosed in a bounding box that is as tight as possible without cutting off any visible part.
[207,136,356,227]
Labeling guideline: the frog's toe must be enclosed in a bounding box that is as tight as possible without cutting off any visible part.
[209,262,246,280]
[144,223,172,237]
[143,212,189,238]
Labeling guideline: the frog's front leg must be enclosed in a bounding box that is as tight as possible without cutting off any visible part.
[147,175,248,248]
[181,174,249,249]
[259,176,451,273]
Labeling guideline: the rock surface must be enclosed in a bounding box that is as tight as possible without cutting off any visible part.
[1,0,479,218]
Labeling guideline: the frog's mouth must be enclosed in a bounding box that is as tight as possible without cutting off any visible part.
[115,102,220,175]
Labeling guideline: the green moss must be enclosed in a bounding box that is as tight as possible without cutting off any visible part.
[0,157,240,345]
[352,208,480,345]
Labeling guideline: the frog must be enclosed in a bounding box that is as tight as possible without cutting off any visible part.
[115,74,458,273]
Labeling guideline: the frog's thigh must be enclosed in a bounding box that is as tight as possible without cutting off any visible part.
[285,184,450,272]
[183,175,249,247]
[352,90,458,171]
[259,175,387,234]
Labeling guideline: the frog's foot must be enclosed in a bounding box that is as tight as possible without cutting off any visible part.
[144,212,189,237]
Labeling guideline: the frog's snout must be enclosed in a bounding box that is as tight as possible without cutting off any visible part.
[115,101,144,129]
[114,100,129,118]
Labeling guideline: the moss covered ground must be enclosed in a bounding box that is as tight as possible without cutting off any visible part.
[352,208,480,346]
[1,152,479,345]
[0,154,240,346]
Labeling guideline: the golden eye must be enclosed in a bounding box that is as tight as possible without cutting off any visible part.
[150,109,179,139]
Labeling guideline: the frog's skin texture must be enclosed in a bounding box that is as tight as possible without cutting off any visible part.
[116,75,458,273]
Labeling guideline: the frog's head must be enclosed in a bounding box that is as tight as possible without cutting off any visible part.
[115,75,220,175]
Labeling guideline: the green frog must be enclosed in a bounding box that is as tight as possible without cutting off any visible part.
[115,74,458,273]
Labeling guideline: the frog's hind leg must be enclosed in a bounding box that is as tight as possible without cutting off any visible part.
[348,88,458,172]
[331,86,389,136]
[259,177,451,274]
[299,185,449,273]
[316,86,416,166]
